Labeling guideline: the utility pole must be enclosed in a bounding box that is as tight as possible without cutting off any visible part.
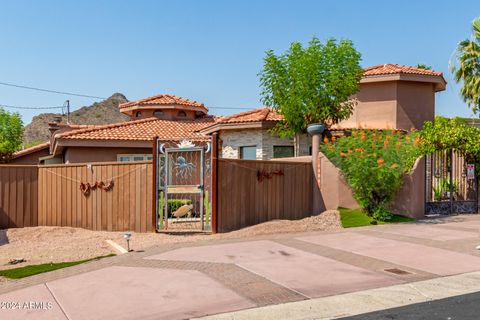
[64,100,70,124]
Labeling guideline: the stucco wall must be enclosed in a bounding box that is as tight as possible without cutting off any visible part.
[337,80,436,131]
[318,153,360,210]
[390,157,426,219]
[64,147,152,163]
[132,109,197,121]
[280,153,426,219]
[9,148,50,165]
[339,81,397,130]
[396,82,435,130]
[319,153,426,218]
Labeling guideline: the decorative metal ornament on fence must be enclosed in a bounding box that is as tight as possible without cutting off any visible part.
[79,180,114,196]
[173,156,196,178]
[257,169,285,182]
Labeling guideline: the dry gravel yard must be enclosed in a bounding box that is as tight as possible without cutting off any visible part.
[0,210,341,272]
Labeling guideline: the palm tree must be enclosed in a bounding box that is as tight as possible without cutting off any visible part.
[452,17,480,115]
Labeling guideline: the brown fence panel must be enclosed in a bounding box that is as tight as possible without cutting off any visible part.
[0,165,38,229]
[217,159,313,232]
[38,161,154,232]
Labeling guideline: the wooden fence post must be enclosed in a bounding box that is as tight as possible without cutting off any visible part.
[211,133,218,233]
[152,137,158,232]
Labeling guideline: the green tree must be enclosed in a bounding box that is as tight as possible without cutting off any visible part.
[259,36,362,154]
[415,64,432,70]
[420,116,480,165]
[0,108,23,162]
[451,17,480,115]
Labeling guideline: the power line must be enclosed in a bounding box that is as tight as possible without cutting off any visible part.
[208,106,254,110]
[0,103,64,110]
[0,81,106,100]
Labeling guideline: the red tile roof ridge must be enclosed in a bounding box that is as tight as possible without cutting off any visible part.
[55,117,161,139]
[55,116,217,142]
[12,142,50,158]
[363,63,443,77]
[119,93,205,109]
[219,107,280,123]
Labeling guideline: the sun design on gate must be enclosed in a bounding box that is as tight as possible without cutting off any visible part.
[174,156,196,178]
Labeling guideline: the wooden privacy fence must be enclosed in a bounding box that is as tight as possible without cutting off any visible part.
[2,158,315,233]
[38,161,153,232]
[0,165,38,229]
[0,161,153,232]
[217,159,314,232]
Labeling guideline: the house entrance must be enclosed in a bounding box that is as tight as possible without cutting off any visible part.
[425,149,478,215]
[156,140,212,231]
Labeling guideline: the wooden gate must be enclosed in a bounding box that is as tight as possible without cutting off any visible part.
[156,140,212,231]
[216,159,314,232]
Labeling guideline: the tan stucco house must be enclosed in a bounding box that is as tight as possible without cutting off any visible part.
[199,64,446,160]
[11,64,446,164]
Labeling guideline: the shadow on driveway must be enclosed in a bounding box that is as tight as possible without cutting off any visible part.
[0,229,8,247]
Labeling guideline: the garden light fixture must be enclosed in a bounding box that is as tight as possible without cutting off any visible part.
[123,232,132,252]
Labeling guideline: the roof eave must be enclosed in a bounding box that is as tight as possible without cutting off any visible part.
[200,121,278,134]
[360,73,447,92]
[119,104,208,115]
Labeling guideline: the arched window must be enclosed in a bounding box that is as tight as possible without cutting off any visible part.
[135,111,142,118]
[153,110,164,117]
[177,110,187,117]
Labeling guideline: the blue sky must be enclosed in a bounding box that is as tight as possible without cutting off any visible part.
[0,0,478,123]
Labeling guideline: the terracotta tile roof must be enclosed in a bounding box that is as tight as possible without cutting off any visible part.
[119,94,207,111]
[217,108,284,124]
[13,142,50,158]
[56,116,217,142]
[363,64,443,77]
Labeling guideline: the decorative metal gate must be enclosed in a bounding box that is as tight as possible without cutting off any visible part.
[425,149,478,215]
[156,140,212,231]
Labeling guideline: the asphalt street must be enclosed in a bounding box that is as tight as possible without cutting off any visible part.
[341,291,480,320]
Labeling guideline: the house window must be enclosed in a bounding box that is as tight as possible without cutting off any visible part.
[177,110,187,117]
[117,154,153,162]
[135,111,142,118]
[273,146,294,158]
[239,146,257,160]
[153,110,164,117]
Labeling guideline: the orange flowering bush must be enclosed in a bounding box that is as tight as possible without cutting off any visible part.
[321,129,421,221]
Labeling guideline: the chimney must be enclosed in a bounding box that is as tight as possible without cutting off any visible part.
[48,116,63,137]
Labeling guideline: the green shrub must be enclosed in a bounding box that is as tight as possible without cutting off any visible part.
[433,178,459,201]
[321,130,421,221]
[420,117,480,177]
[204,191,210,226]
[158,192,164,227]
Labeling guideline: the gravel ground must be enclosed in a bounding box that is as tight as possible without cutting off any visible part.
[0,210,341,273]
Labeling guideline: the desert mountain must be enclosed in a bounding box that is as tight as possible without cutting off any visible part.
[23,93,129,146]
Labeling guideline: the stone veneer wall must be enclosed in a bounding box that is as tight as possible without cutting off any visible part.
[220,128,311,160]
[220,129,264,159]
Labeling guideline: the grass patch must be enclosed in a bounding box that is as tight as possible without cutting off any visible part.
[0,254,116,279]
[339,207,414,228]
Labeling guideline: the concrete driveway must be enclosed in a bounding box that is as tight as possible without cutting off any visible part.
[1,215,480,319]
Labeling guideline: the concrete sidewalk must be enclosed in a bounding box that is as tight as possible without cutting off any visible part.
[197,271,480,320]
[1,215,480,319]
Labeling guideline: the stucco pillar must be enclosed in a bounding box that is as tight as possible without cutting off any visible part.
[307,124,325,214]
[311,134,322,214]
